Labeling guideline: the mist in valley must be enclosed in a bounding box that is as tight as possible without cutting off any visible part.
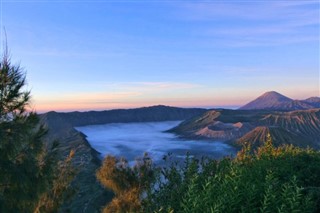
[76,121,237,165]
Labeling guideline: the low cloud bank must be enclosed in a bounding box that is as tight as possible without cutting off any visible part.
[76,121,236,165]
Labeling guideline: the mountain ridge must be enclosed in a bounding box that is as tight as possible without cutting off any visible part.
[304,97,320,108]
[235,126,311,149]
[170,108,320,149]
[240,91,318,110]
[48,105,207,127]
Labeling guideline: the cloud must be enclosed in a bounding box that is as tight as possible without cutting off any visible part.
[172,1,319,47]
[176,1,319,22]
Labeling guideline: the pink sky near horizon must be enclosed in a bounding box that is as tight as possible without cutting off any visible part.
[31,95,245,113]
[32,88,319,113]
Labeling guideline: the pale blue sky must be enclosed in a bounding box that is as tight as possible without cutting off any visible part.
[1,0,319,112]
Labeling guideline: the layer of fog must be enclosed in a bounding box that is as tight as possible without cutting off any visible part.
[76,121,237,165]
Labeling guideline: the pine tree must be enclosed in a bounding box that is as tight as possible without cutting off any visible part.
[0,48,49,212]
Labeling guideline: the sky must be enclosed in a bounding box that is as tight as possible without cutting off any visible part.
[0,0,319,112]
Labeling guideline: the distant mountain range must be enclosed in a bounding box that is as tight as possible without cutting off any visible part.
[170,91,320,149]
[46,105,207,127]
[240,91,320,110]
[170,107,320,149]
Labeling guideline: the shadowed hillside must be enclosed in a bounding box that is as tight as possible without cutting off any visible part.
[40,112,113,213]
[304,97,320,108]
[170,108,320,149]
[54,105,207,127]
[236,126,308,148]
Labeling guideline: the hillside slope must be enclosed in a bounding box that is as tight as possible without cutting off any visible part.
[260,109,320,144]
[40,112,113,213]
[170,108,320,149]
[236,126,309,148]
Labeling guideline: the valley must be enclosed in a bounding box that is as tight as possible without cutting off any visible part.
[38,91,320,212]
[76,121,236,165]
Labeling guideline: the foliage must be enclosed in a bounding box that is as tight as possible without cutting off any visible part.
[0,51,30,121]
[98,133,320,213]
[0,48,76,212]
[34,149,76,213]
[142,134,320,213]
[0,49,47,212]
[96,153,154,213]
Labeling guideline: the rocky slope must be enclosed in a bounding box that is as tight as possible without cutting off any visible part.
[260,109,320,145]
[40,112,113,213]
[240,91,316,110]
[235,126,309,148]
[170,108,320,149]
[169,110,260,139]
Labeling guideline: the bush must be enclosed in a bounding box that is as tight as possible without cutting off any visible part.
[97,153,154,213]
[98,134,320,213]
[142,134,320,213]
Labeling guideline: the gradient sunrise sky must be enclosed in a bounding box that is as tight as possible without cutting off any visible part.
[1,0,319,112]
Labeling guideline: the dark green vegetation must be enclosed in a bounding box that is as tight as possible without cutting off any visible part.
[170,108,320,149]
[0,51,75,212]
[0,50,45,212]
[98,135,320,213]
